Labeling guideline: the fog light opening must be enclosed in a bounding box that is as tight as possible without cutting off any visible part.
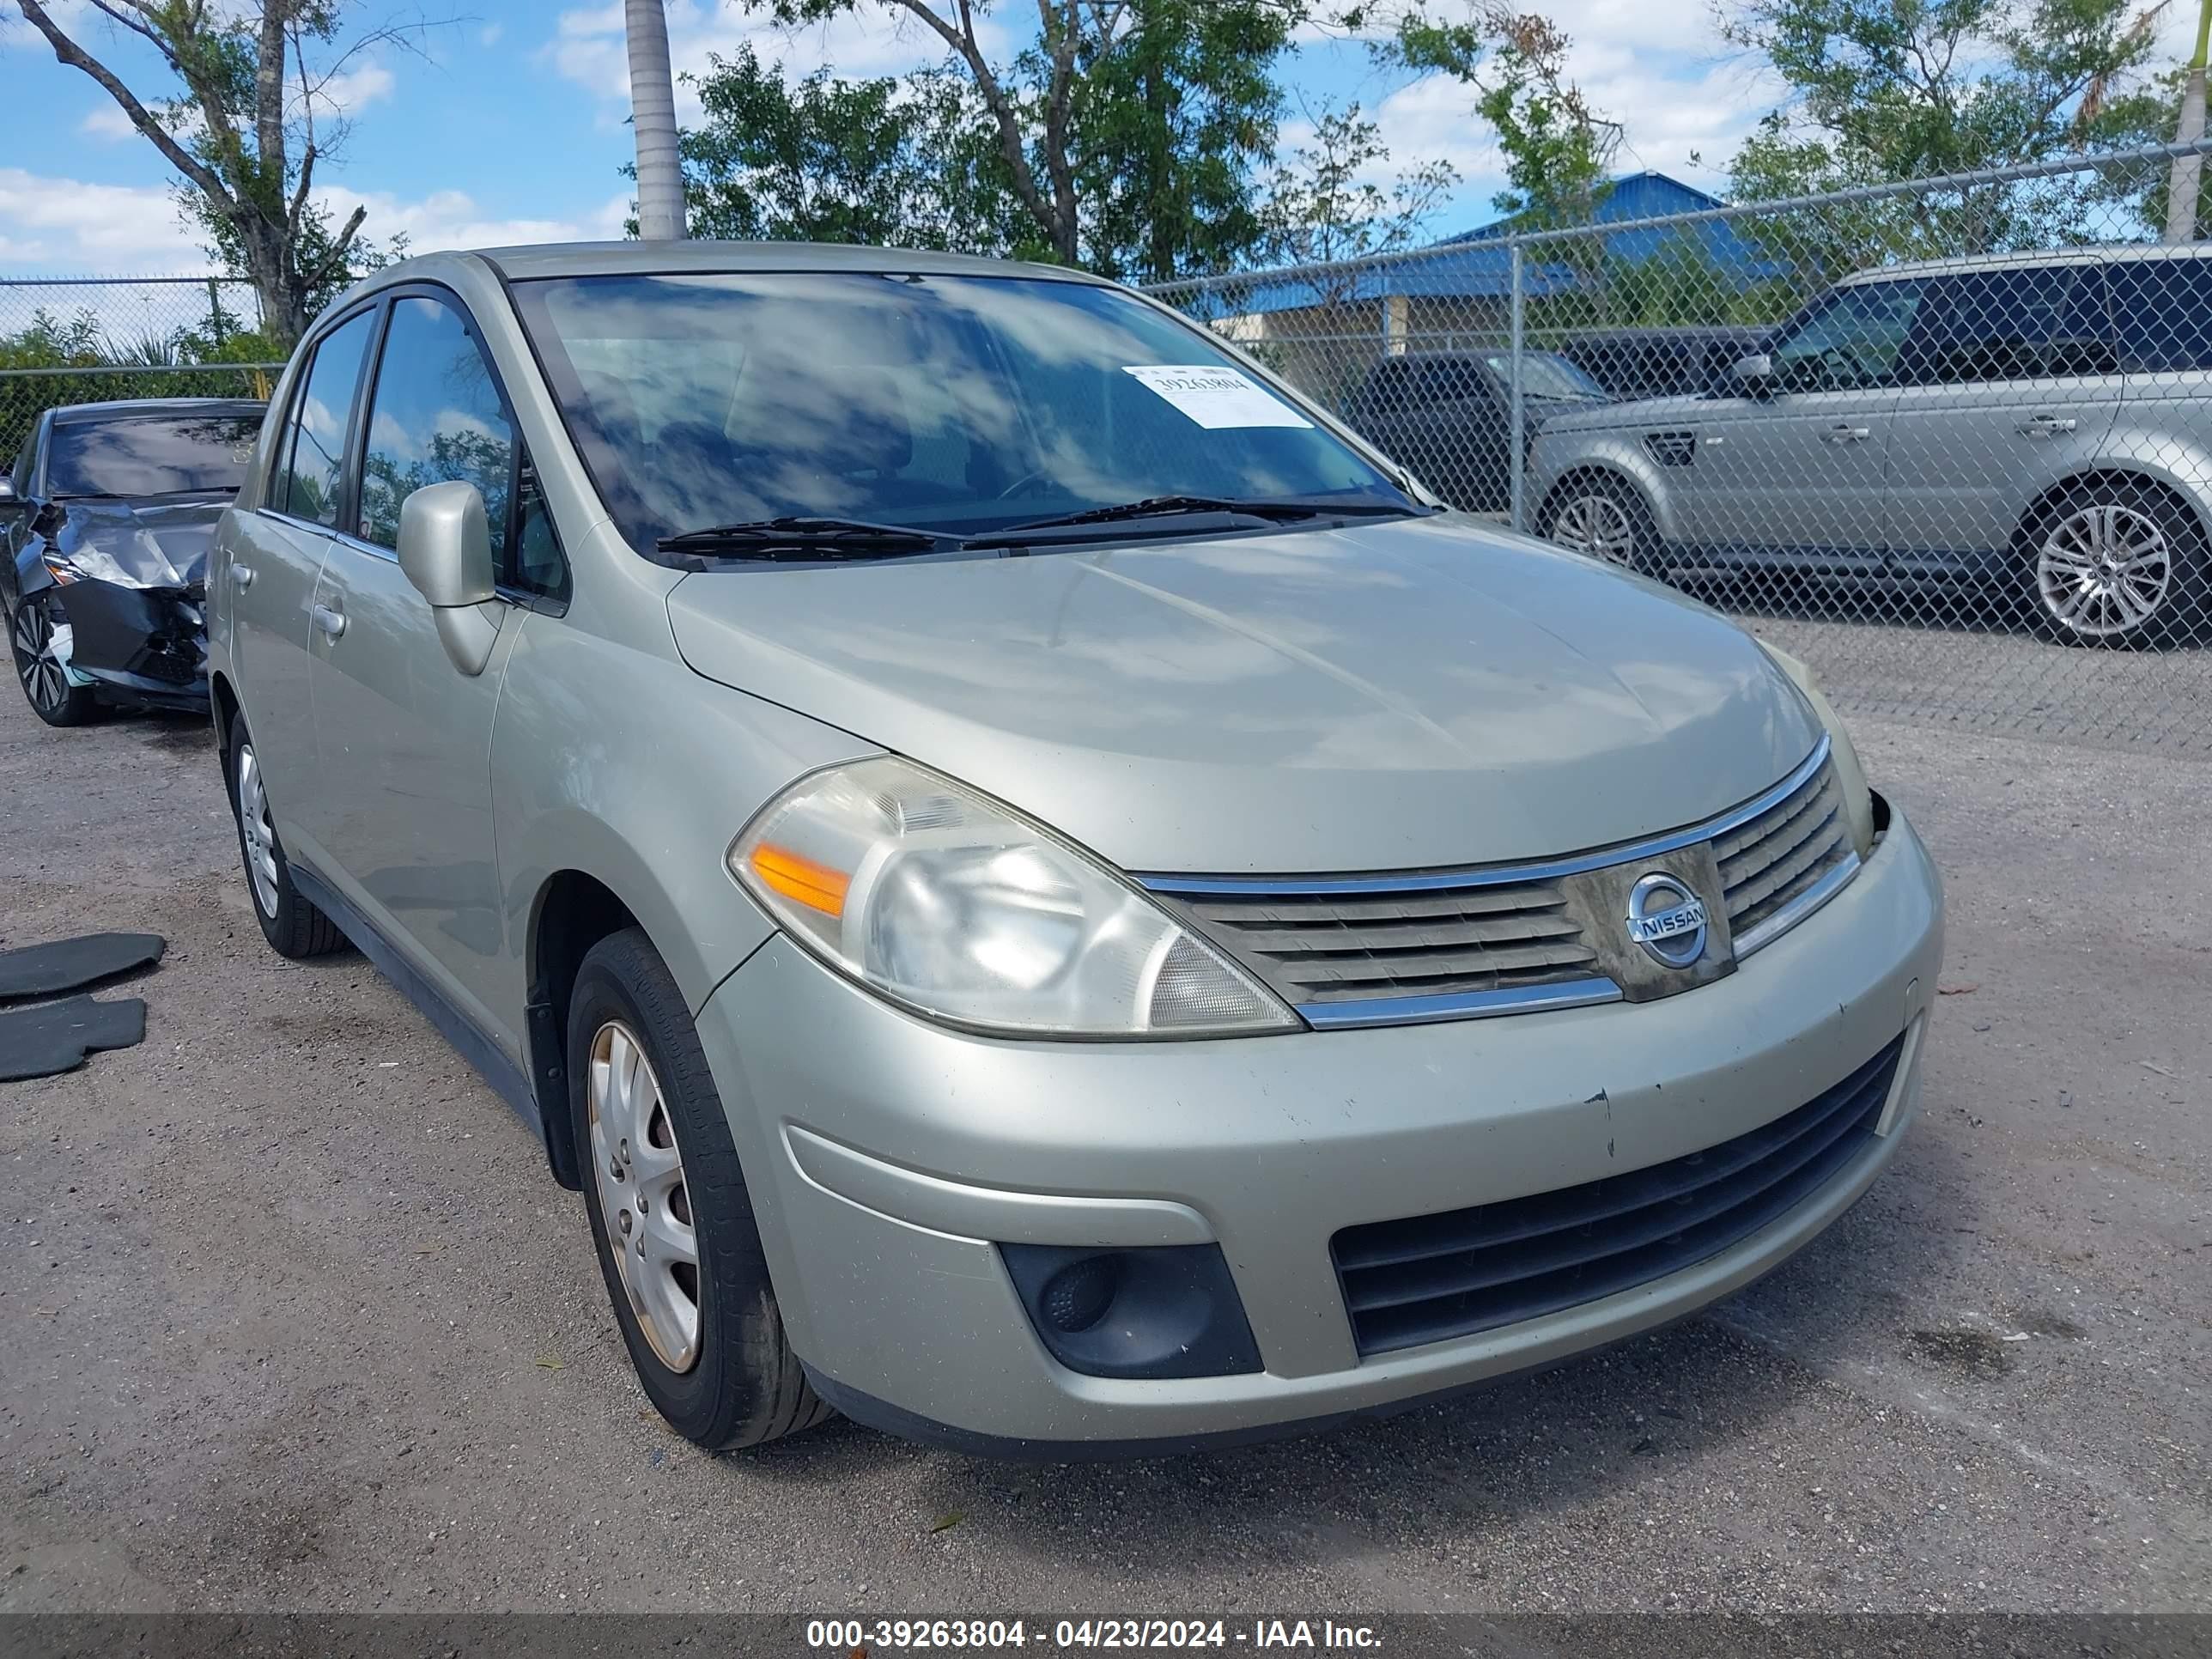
[1041,1253,1121,1334]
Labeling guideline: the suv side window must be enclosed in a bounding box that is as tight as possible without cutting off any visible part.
[275,309,375,526]
[2110,258,2212,372]
[1900,265,2081,385]
[1770,281,1925,392]
[357,294,567,600]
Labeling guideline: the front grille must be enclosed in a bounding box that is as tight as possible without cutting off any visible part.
[1715,759,1853,942]
[1330,1035,1903,1356]
[1176,878,1597,1007]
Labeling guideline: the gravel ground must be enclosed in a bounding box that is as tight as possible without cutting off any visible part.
[0,686,2206,1617]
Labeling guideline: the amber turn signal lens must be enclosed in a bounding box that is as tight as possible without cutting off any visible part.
[747,842,850,916]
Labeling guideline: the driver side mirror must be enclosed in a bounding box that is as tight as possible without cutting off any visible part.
[397,480,505,677]
[1729,353,1778,399]
[0,475,20,513]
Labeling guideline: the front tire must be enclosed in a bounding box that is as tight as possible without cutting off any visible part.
[2026,482,2207,647]
[1542,477,1659,574]
[227,715,345,958]
[569,927,829,1450]
[9,592,99,726]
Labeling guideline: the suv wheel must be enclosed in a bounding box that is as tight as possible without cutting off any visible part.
[1544,479,1657,573]
[569,927,830,1451]
[9,593,99,726]
[2027,483,2207,647]
[227,716,346,957]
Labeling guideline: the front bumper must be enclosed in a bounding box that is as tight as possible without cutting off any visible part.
[698,810,1943,1454]
[48,578,209,706]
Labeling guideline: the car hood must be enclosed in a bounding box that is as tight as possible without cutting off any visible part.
[666,515,1820,874]
[1536,392,1711,433]
[50,495,226,588]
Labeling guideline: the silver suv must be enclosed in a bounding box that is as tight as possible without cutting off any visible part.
[207,242,1942,1457]
[1530,246,2212,646]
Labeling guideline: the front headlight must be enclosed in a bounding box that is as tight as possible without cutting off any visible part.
[1760,642,1875,858]
[729,757,1298,1039]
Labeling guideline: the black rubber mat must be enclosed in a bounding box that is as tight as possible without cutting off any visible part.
[0,994,147,1082]
[0,933,166,1001]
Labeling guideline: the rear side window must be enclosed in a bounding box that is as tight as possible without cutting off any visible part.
[1900,264,2102,384]
[276,310,375,526]
[2110,258,2212,372]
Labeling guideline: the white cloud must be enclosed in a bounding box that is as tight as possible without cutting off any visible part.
[303,59,397,117]
[544,0,1007,125]
[480,23,506,47]
[0,167,204,270]
[315,185,633,252]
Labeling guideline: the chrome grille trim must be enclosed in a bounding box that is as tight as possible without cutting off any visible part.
[1135,735,1832,898]
[1138,735,1859,1030]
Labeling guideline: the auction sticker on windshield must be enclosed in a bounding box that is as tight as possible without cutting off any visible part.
[1123,365,1315,429]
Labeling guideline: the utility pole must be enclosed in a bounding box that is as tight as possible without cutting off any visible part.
[2166,0,2212,244]
[626,0,687,240]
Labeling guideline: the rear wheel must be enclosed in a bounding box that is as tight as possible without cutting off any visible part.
[9,592,99,726]
[570,927,829,1450]
[2027,483,2207,647]
[227,715,345,957]
[1543,477,1659,574]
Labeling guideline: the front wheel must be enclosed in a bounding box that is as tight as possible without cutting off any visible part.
[569,927,830,1450]
[1543,478,1659,574]
[2027,484,2207,647]
[9,592,99,726]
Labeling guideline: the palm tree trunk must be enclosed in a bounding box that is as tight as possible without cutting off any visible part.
[2166,0,2212,245]
[626,0,687,240]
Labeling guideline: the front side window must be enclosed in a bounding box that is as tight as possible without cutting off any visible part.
[46,412,263,500]
[1770,281,1925,392]
[512,272,1409,553]
[357,297,516,554]
[277,309,376,527]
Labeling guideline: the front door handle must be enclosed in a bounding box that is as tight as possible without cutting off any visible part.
[1823,424,1872,444]
[230,564,254,590]
[2017,416,2078,437]
[310,602,347,641]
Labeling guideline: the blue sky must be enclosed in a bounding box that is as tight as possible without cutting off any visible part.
[4,0,2185,282]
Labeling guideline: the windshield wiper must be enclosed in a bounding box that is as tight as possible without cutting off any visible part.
[984,494,1429,539]
[656,515,958,560]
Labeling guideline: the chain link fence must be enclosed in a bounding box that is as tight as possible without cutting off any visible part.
[1147,139,2212,755]
[1,275,281,463]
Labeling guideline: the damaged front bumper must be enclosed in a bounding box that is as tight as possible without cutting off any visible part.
[45,577,209,709]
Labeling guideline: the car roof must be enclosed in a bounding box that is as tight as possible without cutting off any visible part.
[48,396,267,425]
[377,240,1107,288]
[1838,242,2212,284]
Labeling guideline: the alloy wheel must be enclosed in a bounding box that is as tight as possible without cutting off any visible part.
[1552,494,1638,565]
[11,598,69,717]
[587,1019,702,1373]
[2036,503,2172,641]
[234,742,282,917]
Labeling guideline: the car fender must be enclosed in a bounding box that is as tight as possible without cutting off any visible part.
[1528,431,1684,544]
[2025,422,2212,543]
[490,574,879,1030]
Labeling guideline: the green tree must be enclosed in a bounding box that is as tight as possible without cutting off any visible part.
[1256,103,1459,288]
[1376,1,1621,228]
[723,0,1296,272]
[13,0,422,343]
[1722,0,2174,254]
[673,48,1018,250]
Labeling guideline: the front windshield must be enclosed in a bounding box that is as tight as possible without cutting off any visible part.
[1481,350,1606,400]
[47,413,262,499]
[511,272,1411,550]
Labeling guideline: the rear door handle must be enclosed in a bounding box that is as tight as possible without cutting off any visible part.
[311,602,347,641]
[1823,424,1871,444]
[230,564,254,590]
[2017,416,2078,436]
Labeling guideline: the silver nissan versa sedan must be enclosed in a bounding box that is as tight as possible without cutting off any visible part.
[206,242,1943,1457]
